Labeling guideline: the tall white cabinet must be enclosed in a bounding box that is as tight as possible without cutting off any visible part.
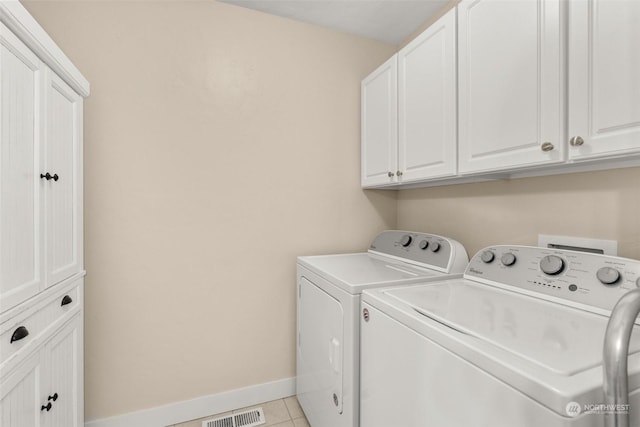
[0,3,89,427]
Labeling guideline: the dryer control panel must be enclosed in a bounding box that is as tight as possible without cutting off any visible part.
[465,245,640,313]
[368,230,468,273]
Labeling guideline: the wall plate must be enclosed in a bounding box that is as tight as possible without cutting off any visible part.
[538,234,617,256]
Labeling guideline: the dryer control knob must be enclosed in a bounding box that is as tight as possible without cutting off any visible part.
[400,235,412,247]
[501,253,517,266]
[636,278,640,288]
[431,242,441,252]
[419,240,429,250]
[540,255,565,275]
[480,251,495,263]
[597,267,620,285]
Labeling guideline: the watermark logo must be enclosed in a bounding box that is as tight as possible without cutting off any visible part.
[566,402,582,417]
[565,402,629,417]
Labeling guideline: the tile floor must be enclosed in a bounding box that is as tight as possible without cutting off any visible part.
[169,396,310,427]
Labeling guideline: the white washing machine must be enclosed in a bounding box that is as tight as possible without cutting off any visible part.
[296,230,468,427]
[361,245,640,427]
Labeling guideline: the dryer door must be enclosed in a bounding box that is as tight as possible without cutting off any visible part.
[297,277,344,418]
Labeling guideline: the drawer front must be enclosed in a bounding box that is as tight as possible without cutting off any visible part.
[0,278,82,375]
[40,285,80,331]
[0,311,40,364]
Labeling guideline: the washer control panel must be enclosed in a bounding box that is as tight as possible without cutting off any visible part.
[466,245,640,312]
[369,230,465,272]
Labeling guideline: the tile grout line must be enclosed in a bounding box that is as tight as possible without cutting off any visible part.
[284,398,293,420]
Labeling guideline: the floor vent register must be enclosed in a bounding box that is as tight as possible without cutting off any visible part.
[202,407,265,427]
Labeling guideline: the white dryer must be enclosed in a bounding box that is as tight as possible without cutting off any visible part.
[361,245,640,427]
[296,230,468,427]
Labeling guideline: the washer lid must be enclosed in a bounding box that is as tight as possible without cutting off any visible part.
[297,253,443,294]
[385,280,640,376]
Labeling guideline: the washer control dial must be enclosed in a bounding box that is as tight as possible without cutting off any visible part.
[540,255,565,275]
[419,240,429,250]
[480,251,495,263]
[597,267,621,285]
[501,253,516,266]
[400,235,412,247]
[431,242,441,252]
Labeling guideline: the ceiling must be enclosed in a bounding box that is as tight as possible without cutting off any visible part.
[217,0,450,45]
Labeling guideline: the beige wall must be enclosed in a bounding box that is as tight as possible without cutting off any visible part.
[397,168,640,260]
[22,0,396,420]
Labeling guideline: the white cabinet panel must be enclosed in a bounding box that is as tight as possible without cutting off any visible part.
[0,354,42,427]
[458,0,564,174]
[44,72,82,288]
[42,315,82,427]
[1,4,86,427]
[0,22,44,312]
[398,8,457,181]
[568,0,640,160]
[361,55,398,187]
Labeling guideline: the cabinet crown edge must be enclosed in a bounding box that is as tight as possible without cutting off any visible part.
[0,0,90,96]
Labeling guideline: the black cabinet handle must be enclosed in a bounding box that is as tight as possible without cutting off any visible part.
[48,393,59,402]
[61,295,73,306]
[39,173,59,181]
[41,402,52,412]
[10,326,29,343]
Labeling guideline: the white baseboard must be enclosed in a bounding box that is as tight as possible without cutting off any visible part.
[84,377,296,427]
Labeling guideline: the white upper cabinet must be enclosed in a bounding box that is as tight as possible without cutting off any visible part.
[0,22,44,312]
[398,8,457,181]
[457,0,564,174]
[361,55,398,187]
[362,9,457,187]
[44,71,83,289]
[361,0,640,189]
[568,0,640,161]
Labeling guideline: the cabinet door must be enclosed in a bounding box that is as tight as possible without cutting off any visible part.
[458,0,564,174]
[41,314,82,427]
[0,22,44,312]
[44,71,83,288]
[398,8,457,182]
[361,55,398,187]
[0,353,43,427]
[568,0,640,160]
